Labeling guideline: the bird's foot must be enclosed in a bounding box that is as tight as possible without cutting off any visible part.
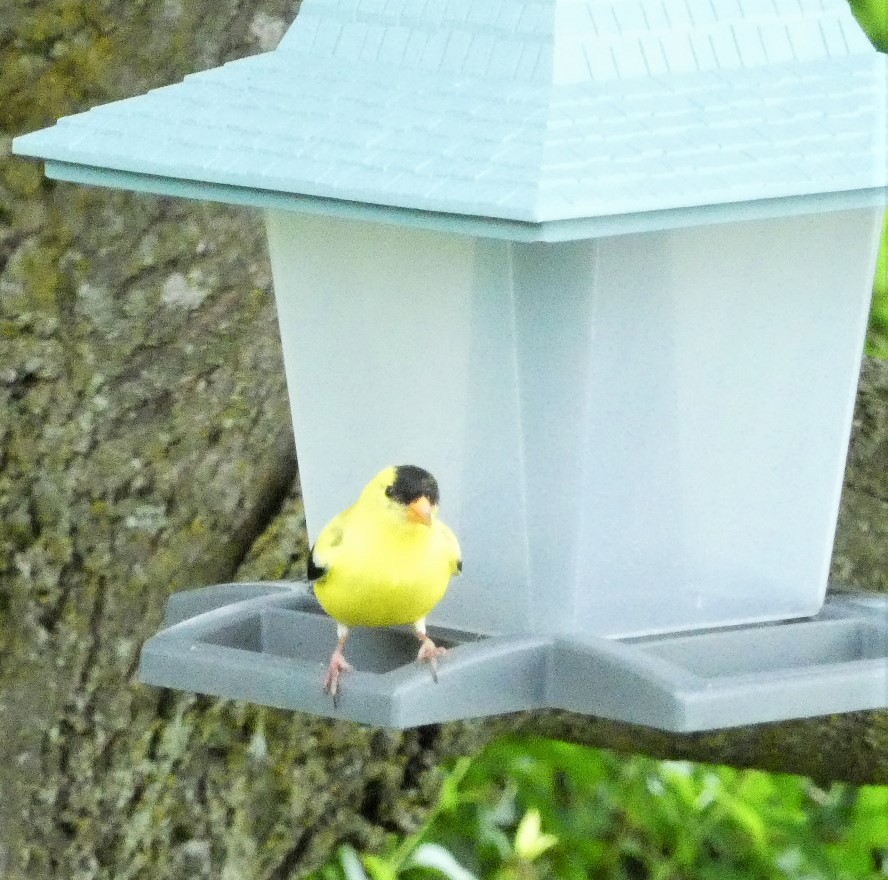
[416,637,447,683]
[323,650,353,707]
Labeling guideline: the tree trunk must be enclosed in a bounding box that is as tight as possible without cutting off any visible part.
[1,2,886,877]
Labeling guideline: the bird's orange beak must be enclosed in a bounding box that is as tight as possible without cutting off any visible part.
[406,496,432,526]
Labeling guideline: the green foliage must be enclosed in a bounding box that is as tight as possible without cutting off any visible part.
[848,0,888,51]
[312,738,888,880]
[851,0,888,359]
[867,216,888,359]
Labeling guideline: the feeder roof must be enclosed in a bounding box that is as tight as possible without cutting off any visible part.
[13,0,888,238]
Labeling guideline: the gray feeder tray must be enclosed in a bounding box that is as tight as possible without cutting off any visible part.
[139,583,888,731]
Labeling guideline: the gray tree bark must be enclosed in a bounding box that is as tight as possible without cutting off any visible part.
[1,2,886,878]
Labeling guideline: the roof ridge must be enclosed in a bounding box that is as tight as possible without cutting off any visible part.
[274,0,876,84]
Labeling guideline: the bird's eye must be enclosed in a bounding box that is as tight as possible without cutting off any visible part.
[385,486,394,498]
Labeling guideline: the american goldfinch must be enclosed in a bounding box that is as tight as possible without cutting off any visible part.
[308,465,462,702]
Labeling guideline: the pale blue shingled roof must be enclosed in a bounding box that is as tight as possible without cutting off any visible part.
[12,0,888,233]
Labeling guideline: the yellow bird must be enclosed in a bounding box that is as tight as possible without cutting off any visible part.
[308,465,462,701]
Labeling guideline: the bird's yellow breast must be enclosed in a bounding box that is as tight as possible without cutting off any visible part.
[313,518,454,628]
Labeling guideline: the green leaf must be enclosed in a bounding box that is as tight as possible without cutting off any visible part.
[866,215,888,358]
[361,854,398,880]
[513,808,558,862]
[848,0,888,51]
[408,843,480,880]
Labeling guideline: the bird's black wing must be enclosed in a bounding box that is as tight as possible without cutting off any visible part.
[307,522,344,582]
[307,544,327,581]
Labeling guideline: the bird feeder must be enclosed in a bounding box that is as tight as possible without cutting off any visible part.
[14,0,888,731]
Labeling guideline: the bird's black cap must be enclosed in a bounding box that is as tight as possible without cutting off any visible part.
[386,465,440,506]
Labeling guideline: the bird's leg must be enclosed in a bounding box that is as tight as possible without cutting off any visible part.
[324,624,352,707]
[413,617,447,683]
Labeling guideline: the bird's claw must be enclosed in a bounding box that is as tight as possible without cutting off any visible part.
[416,637,447,683]
[324,651,353,707]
